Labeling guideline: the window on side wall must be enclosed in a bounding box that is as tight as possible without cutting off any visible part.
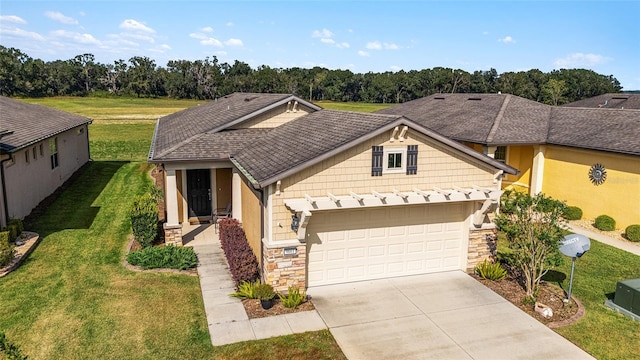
[494,146,507,163]
[50,138,59,169]
[25,149,30,164]
[33,146,37,160]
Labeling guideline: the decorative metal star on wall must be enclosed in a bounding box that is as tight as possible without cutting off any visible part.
[588,163,607,185]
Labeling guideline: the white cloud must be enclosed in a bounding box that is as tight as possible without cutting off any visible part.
[554,53,610,68]
[120,19,155,34]
[226,22,234,27]
[201,26,214,33]
[358,50,370,57]
[0,15,27,24]
[45,11,78,25]
[498,36,515,44]
[50,29,101,45]
[366,41,399,50]
[312,28,333,38]
[390,65,402,72]
[336,42,349,49]
[224,38,243,46]
[160,44,171,50]
[482,31,489,35]
[202,37,223,47]
[0,26,45,41]
[123,33,155,43]
[321,38,335,44]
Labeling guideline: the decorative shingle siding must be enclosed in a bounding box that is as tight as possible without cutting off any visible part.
[270,130,497,242]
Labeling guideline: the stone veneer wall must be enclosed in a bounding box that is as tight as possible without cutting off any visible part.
[466,227,498,272]
[164,223,183,246]
[263,241,307,292]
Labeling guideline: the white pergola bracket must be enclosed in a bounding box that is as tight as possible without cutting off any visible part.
[297,210,312,241]
[473,199,498,227]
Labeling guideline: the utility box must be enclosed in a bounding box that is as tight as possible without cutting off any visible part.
[613,279,640,316]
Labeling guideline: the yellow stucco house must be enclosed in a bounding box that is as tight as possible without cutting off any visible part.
[379,93,640,229]
[149,93,517,290]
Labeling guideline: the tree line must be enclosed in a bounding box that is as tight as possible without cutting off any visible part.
[0,46,622,105]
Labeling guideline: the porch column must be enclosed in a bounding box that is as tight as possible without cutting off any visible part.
[530,145,545,195]
[165,169,180,226]
[232,170,242,222]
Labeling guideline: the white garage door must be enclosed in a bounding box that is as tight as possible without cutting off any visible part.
[307,203,468,287]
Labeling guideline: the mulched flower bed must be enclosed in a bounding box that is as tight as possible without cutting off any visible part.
[242,298,315,319]
[473,274,582,326]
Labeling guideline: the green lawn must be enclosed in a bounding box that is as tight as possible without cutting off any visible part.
[553,239,640,359]
[0,162,344,359]
[314,100,393,113]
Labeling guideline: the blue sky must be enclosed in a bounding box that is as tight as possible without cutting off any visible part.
[1,1,639,90]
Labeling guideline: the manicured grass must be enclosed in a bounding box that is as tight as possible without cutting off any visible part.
[20,96,202,121]
[0,162,345,359]
[498,235,640,359]
[314,101,393,112]
[553,240,640,360]
[90,123,156,161]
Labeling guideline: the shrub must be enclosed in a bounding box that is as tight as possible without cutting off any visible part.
[278,286,306,309]
[594,215,616,231]
[127,245,197,270]
[0,331,28,360]
[475,260,507,281]
[0,232,15,267]
[218,218,260,285]
[625,224,640,242]
[563,206,583,221]
[130,193,158,248]
[254,283,275,301]
[7,219,24,235]
[230,280,260,299]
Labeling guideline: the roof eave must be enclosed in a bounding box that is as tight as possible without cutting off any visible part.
[3,119,92,153]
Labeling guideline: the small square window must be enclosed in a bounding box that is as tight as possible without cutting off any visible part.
[494,146,507,163]
[383,148,406,173]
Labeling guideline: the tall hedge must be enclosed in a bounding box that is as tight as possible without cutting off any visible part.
[0,231,15,267]
[218,218,259,285]
[130,193,158,248]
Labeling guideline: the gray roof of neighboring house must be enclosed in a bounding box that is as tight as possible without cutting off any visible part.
[562,93,640,109]
[231,109,518,188]
[0,96,91,153]
[378,93,640,155]
[376,94,550,145]
[149,92,320,161]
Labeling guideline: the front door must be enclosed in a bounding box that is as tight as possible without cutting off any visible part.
[187,169,211,217]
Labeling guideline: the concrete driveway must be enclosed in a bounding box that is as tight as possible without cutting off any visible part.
[308,271,594,360]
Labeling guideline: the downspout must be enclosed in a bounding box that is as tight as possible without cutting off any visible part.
[85,123,92,161]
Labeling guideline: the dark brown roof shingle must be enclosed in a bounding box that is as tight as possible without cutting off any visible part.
[562,93,640,109]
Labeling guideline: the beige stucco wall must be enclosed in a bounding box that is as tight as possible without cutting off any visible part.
[542,146,640,228]
[2,124,90,220]
[270,129,498,242]
[229,103,311,129]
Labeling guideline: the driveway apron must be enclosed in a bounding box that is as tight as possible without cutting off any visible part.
[308,271,594,360]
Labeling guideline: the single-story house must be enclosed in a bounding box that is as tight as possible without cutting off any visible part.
[150,92,517,290]
[0,96,92,228]
[377,93,640,228]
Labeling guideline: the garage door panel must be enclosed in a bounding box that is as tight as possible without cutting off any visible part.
[307,204,467,286]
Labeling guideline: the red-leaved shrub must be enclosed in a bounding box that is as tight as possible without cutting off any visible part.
[218,218,260,285]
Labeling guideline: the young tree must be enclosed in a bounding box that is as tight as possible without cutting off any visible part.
[495,191,566,299]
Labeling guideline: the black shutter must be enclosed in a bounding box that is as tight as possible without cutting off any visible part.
[406,145,418,175]
[372,146,383,176]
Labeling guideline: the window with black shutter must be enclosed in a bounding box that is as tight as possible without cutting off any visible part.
[406,145,418,175]
[371,146,383,176]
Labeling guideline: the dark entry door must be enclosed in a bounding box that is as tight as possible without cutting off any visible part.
[187,169,211,217]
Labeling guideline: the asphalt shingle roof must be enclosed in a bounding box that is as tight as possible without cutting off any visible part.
[378,93,640,155]
[562,93,640,109]
[0,96,91,153]
[157,129,272,161]
[376,94,550,145]
[232,110,405,185]
[150,92,317,160]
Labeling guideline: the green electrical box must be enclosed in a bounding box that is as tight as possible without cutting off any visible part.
[613,279,640,316]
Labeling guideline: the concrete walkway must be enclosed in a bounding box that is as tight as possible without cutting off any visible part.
[567,223,640,256]
[183,223,326,346]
